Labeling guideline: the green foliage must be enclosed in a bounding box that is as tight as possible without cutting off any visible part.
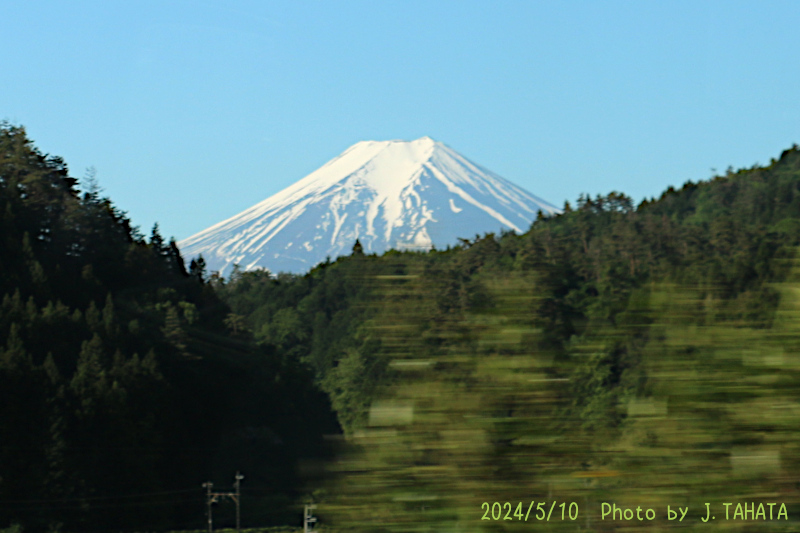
[0,123,338,532]
[218,144,800,531]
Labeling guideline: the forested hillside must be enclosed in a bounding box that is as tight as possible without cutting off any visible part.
[220,146,800,434]
[5,119,800,532]
[0,124,339,532]
[218,145,800,531]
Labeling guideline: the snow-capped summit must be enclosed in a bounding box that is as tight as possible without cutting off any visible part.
[178,137,560,275]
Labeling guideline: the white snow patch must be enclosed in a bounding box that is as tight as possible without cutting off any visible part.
[449,198,463,213]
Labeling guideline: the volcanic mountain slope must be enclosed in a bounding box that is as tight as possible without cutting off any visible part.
[178,137,560,275]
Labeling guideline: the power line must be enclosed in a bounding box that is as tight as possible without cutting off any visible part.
[0,483,285,508]
[0,487,198,505]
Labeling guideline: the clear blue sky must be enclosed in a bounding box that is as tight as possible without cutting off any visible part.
[4,1,800,241]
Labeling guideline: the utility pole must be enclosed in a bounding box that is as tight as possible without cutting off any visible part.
[234,471,244,533]
[202,473,243,533]
[304,504,317,533]
[202,482,214,533]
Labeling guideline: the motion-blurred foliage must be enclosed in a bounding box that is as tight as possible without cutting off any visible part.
[316,260,799,532]
[219,145,800,531]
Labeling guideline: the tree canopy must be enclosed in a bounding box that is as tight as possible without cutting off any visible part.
[0,123,338,532]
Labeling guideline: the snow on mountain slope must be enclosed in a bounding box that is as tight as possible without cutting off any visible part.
[178,137,560,275]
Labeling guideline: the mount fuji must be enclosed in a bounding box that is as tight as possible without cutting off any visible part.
[178,137,560,275]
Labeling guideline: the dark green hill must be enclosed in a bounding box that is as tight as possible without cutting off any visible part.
[0,123,339,532]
